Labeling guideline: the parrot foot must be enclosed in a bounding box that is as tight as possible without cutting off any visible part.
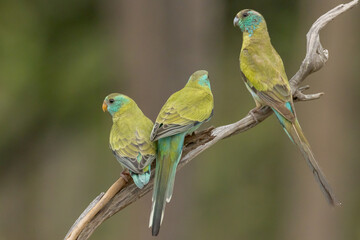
[248,107,262,123]
[120,171,130,182]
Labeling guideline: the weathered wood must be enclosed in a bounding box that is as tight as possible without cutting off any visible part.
[65,1,358,239]
[65,193,104,239]
[65,175,130,240]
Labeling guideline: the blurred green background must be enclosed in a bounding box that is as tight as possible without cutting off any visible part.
[0,0,359,239]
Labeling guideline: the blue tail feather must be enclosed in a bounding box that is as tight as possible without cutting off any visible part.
[130,165,151,189]
[272,107,294,143]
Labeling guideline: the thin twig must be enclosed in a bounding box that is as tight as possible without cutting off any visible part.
[65,172,130,240]
[64,1,358,239]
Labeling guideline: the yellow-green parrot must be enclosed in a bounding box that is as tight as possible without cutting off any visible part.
[102,93,156,189]
[233,9,339,205]
[149,70,214,236]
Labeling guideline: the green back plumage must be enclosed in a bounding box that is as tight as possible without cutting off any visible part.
[104,93,156,189]
[155,87,213,125]
[157,70,213,124]
[151,70,214,141]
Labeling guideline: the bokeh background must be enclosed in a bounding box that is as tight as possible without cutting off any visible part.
[0,0,359,239]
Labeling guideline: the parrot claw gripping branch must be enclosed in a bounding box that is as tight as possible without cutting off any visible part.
[65,1,358,239]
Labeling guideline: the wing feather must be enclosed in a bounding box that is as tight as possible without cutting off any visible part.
[110,122,156,173]
[151,87,213,141]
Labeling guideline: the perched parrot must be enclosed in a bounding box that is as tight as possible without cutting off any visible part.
[102,93,156,189]
[233,10,339,205]
[149,70,214,236]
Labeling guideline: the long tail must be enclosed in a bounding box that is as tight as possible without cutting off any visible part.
[273,110,340,206]
[149,133,185,236]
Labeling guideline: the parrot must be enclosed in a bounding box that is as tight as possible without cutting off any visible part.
[233,9,339,205]
[102,93,156,189]
[149,70,214,236]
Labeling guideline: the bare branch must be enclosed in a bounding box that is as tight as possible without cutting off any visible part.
[64,1,358,239]
[289,0,358,91]
[293,86,324,101]
[65,174,130,240]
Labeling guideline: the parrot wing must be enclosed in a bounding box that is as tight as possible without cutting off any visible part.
[110,123,156,174]
[151,88,213,141]
[257,83,296,122]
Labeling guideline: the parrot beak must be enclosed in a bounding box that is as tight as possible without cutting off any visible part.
[102,101,108,112]
[233,16,239,27]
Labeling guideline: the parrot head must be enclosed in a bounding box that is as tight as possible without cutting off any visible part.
[102,93,131,116]
[233,9,265,37]
[186,70,211,89]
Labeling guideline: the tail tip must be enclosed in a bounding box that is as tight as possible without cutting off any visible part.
[328,194,342,207]
[152,225,160,236]
[333,199,342,207]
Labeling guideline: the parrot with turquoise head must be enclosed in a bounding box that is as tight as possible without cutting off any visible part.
[233,9,339,205]
[103,93,156,189]
[149,70,214,236]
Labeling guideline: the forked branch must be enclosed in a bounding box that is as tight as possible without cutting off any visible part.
[65,1,358,239]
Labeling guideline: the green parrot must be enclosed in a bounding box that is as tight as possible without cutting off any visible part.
[233,10,339,205]
[102,93,156,189]
[149,70,214,236]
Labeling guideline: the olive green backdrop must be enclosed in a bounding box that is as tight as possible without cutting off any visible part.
[0,0,359,239]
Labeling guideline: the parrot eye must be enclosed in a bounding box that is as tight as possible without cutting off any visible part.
[242,12,249,18]
[109,99,115,104]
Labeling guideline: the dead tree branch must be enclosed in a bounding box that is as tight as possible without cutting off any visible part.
[65,1,358,239]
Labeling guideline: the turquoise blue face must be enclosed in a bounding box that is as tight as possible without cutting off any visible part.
[105,94,130,116]
[197,74,211,89]
[234,10,263,37]
[187,70,211,89]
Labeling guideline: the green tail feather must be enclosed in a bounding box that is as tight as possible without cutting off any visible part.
[273,109,340,206]
[149,133,185,236]
[166,161,178,202]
